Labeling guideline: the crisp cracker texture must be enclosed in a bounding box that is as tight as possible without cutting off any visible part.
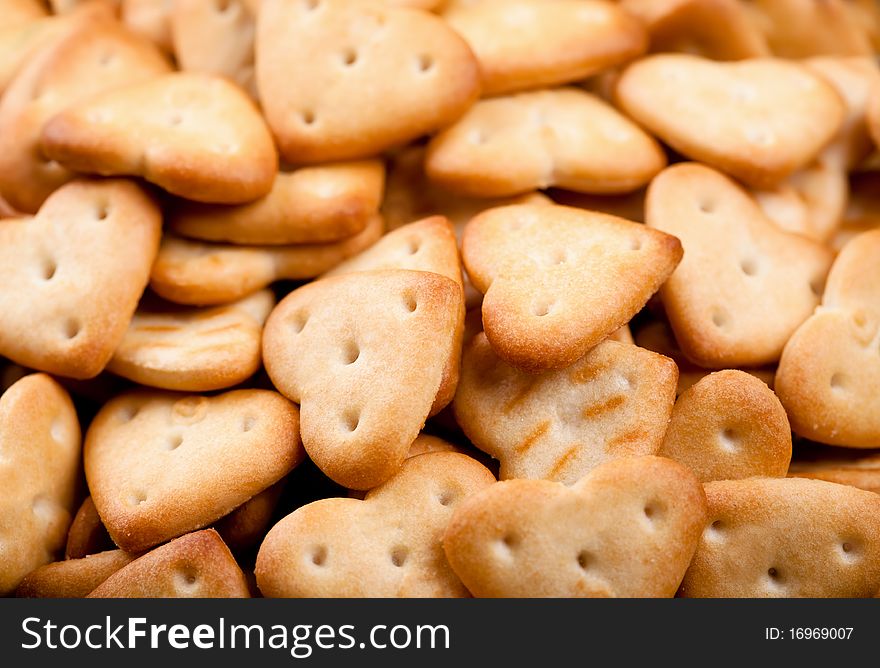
[150,214,383,306]
[257,0,480,163]
[776,229,880,446]
[85,389,304,551]
[454,333,678,484]
[681,477,880,597]
[658,370,791,483]
[443,456,707,597]
[444,0,646,95]
[263,269,463,489]
[646,163,833,368]
[616,54,845,187]
[88,529,250,598]
[426,88,666,197]
[256,452,495,597]
[170,160,385,245]
[0,374,81,596]
[107,290,275,392]
[42,72,277,204]
[0,179,162,379]
[463,203,682,372]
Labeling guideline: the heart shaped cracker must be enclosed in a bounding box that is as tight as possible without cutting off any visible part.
[263,269,463,489]
[42,72,277,204]
[454,333,678,484]
[621,0,769,61]
[443,455,707,597]
[443,0,645,96]
[658,370,791,483]
[88,529,250,597]
[16,550,136,598]
[680,478,880,597]
[646,163,832,368]
[256,0,480,163]
[0,19,171,213]
[426,88,666,197]
[743,0,872,58]
[170,160,385,245]
[0,374,81,595]
[0,179,162,378]
[256,452,495,597]
[171,0,257,96]
[324,216,464,415]
[150,214,383,305]
[776,229,880,447]
[462,203,682,372]
[616,55,845,187]
[85,389,305,551]
[107,290,275,392]
[789,446,880,495]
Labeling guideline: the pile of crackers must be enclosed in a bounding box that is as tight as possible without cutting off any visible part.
[2,0,880,599]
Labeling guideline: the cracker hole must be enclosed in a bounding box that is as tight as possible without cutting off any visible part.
[739,258,758,276]
[853,311,868,329]
[390,546,408,567]
[719,428,739,452]
[310,545,327,566]
[168,113,183,127]
[711,310,727,328]
[495,533,518,558]
[341,48,358,67]
[300,110,316,126]
[39,257,57,281]
[98,52,115,66]
[407,237,421,255]
[341,340,360,365]
[341,410,360,433]
[129,490,148,506]
[629,238,642,251]
[532,299,554,317]
[63,318,81,340]
[708,519,724,538]
[576,551,591,570]
[767,567,781,582]
[402,293,418,313]
[95,203,110,220]
[303,0,319,9]
[830,373,846,391]
[242,416,256,432]
[841,541,854,555]
[437,490,454,506]
[550,249,567,265]
[643,501,663,521]
[167,434,183,451]
[698,198,715,214]
[214,0,231,11]
[291,311,309,333]
[416,54,434,73]
[50,417,64,443]
[175,568,198,589]
[120,404,140,422]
